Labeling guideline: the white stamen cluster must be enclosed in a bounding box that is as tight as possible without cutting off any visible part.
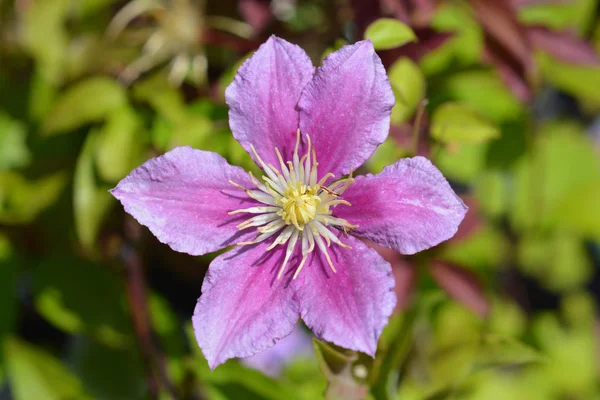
[229,131,357,279]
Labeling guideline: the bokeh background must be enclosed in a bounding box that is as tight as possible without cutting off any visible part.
[1,0,600,399]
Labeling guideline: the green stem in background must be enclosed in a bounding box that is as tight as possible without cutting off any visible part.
[370,308,418,400]
[412,99,429,157]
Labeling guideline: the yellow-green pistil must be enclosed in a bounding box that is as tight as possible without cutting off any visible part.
[229,131,357,279]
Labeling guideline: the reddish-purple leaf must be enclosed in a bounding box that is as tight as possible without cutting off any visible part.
[430,260,491,317]
[527,26,600,65]
[239,0,272,32]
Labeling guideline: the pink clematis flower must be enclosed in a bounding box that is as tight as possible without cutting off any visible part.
[111,36,467,369]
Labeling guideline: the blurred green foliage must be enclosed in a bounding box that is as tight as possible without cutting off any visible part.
[1,0,600,399]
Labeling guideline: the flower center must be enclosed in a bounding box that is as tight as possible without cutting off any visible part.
[228,130,357,280]
[279,184,321,227]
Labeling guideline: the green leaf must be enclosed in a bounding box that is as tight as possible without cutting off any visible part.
[510,121,600,231]
[554,182,600,241]
[0,113,31,170]
[431,102,500,144]
[74,131,115,252]
[475,171,508,218]
[518,232,591,291]
[537,52,600,107]
[0,172,67,224]
[43,78,127,135]
[34,256,131,345]
[473,335,542,371]
[5,337,92,400]
[433,70,523,123]
[518,0,596,33]
[364,18,417,50]
[20,0,70,84]
[420,2,483,76]
[0,234,17,365]
[435,141,488,184]
[68,335,146,400]
[95,107,146,182]
[366,138,408,173]
[440,226,509,271]
[389,58,426,124]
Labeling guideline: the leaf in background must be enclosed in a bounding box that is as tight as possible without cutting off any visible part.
[0,234,17,371]
[5,337,92,400]
[20,0,70,83]
[510,121,600,231]
[431,102,500,144]
[0,113,31,170]
[554,182,600,241]
[433,70,523,123]
[0,172,67,224]
[34,256,131,345]
[95,107,146,182]
[429,261,490,317]
[440,225,509,271]
[68,335,146,400]
[517,0,596,33]
[388,58,426,124]
[133,74,187,124]
[364,18,417,50]
[74,131,115,252]
[43,78,127,135]
[366,138,408,173]
[527,26,600,65]
[475,170,508,218]
[435,141,488,184]
[536,52,600,107]
[518,232,591,291]
[473,334,541,370]
[420,2,483,76]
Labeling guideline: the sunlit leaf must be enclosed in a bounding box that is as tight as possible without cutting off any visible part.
[510,121,600,231]
[5,337,92,400]
[389,58,426,124]
[95,107,146,182]
[364,19,417,50]
[554,182,600,241]
[537,52,600,107]
[0,172,67,224]
[518,232,591,291]
[475,171,508,218]
[431,102,500,144]
[435,141,488,184]
[20,0,70,83]
[433,70,523,123]
[43,78,127,135]
[0,113,30,170]
[74,131,115,252]
[366,138,408,174]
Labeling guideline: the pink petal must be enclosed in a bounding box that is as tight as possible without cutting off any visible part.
[298,40,395,178]
[293,234,396,356]
[335,157,467,255]
[193,242,300,368]
[226,36,315,166]
[111,147,259,256]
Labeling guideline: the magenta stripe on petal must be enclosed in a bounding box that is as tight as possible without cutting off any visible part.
[335,157,468,255]
[298,40,395,178]
[226,36,315,167]
[293,234,396,356]
[193,242,300,368]
[111,147,260,256]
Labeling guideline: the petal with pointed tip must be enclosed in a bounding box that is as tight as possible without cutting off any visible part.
[111,147,259,256]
